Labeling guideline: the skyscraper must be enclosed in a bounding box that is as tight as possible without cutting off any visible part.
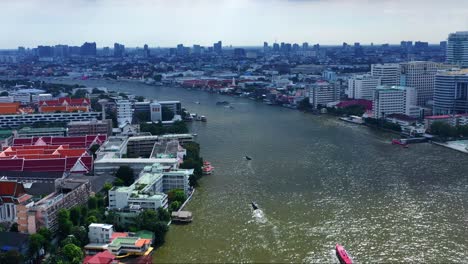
[80,42,97,56]
[433,69,468,114]
[213,41,222,54]
[114,43,125,57]
[400,61,442,106]
[447,31,468,68]
[371,64,400,86]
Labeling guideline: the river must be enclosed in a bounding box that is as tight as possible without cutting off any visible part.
[48,79,468,263]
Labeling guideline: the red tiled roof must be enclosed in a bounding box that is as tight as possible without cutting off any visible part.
[83,251,115,264]
[0,181,31,204]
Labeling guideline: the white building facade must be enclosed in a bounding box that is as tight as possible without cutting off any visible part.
[116,100,133,127]
[309,81,339,108]
[373,86,417,119]
[347,74,381,100]
[371,64,400,86]
[88,223,113,244]
[400,61,442,106]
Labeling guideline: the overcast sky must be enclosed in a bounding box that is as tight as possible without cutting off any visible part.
[2,0,468,48]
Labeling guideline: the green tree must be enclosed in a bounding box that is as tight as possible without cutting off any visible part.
[115,166,135,186]
[71,226,88,247]
[57,209,73,239]
[88,196,98,210]
[29,233,45,258]
[60,235,81,247]
[161,106,174,121]
[167,189,186,203]
[37,227,52,252]
[135,96,145,102]
[0,91,8,96]
[61,244,84,264]
[153,74,162,82]
[69,207,82,226]
[86,215,98,226]
[72,89,87,99]
[103,182,113,192]
[170,201,181,211]
[9,223,18,232]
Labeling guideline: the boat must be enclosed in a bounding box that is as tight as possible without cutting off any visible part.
[200,116,207,122]
[192,133,198,137]
[216,101,230,105]
[202,161,214,175]
[391,139,409,148]
[339,116,364,125]
[194,101,200,104]
[251,202,259,210]
[245,156,252,160]
[335,244,353,264]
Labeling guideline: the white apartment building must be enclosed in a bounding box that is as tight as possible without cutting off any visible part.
[400,61,442,106]
[12,93,31,104]
[447,31,468,68]
[347,74,381,100]
[116,100,133,127]
[32,93,54,103]
[88,223,113,244]
[371,64,400,86]
[0,112,101,129]
[373,86,418,119]
[309,81,339,108]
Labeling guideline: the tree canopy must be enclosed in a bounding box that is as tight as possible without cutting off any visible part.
[115,165,135,186]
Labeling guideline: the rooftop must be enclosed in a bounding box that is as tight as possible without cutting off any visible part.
[89,223,113,229]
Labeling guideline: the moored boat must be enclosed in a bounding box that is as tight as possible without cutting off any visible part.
[335,244,353,264]
[391,139,409,148]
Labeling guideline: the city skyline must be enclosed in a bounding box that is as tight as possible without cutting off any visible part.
[2,0,468,48]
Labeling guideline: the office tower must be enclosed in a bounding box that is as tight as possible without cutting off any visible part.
[440,41,447,51]
[213,41,222,54]
[114,43,125,57]
[37,46,54,57]
[17,47,25,55]
[414,41,429,51]
[371,63,400,86]
[400,61,441,106]
[292,43,300,52]
[433,69,468,114]
[143,44,150,57]
[102,47,111,57]
[80,42,97,56]
[447,31,468,68]
[54,45,69,57]
[193,45,201,55]
[302,42,309,50]
[69,46,81,56]
[347,74,381,100]
[233,48,246,58]
[273,43,280,52]
[373,86,418,119]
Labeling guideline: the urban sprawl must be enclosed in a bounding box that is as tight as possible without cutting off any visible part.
[0,31,467,263]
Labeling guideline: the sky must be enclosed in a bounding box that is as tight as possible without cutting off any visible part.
[1,0,468,48]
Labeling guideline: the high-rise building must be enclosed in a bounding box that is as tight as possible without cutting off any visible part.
[193,45,202,55]
[447,31,468,68]
[347,74,381,100]
[54,45,69,57]
[114,43,125,57]
[414,41,429,51]
[116,100,133,126]
[213,41,222,54]
[143,44,150,57]
[302,42,309,50]
[150,102,162,122]
[37,46,54,57]
[373,85,418,119]
[263,42,269,53]
[400,61,442,106]
[371,63,400,86]
[309,81,339,108]
[80,42,97,56]
[433,69,468,114]
[273,43,280,52]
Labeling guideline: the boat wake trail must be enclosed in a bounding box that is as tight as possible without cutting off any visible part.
[252,209,268,224]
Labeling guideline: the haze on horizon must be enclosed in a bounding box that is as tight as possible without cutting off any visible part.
[2,0,468,49]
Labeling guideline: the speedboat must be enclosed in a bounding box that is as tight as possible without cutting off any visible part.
[391,139,408,148]
[335,244,353,264]
[251,202,259,210]
[245,156,252,160]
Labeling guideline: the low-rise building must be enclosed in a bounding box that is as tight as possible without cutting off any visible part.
[126,134,194,158]
[0,111,102,129]
[68,119,113,136]
[23,178,91,233]
[89,223,114,244]
[15,127,67,137]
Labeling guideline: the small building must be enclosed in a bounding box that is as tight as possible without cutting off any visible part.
[171,211,193,223]
[83,250,117,264]
[107,237,152,256]
[15,127,67,137]
[89,223,114,244]
[68,120,113,137]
